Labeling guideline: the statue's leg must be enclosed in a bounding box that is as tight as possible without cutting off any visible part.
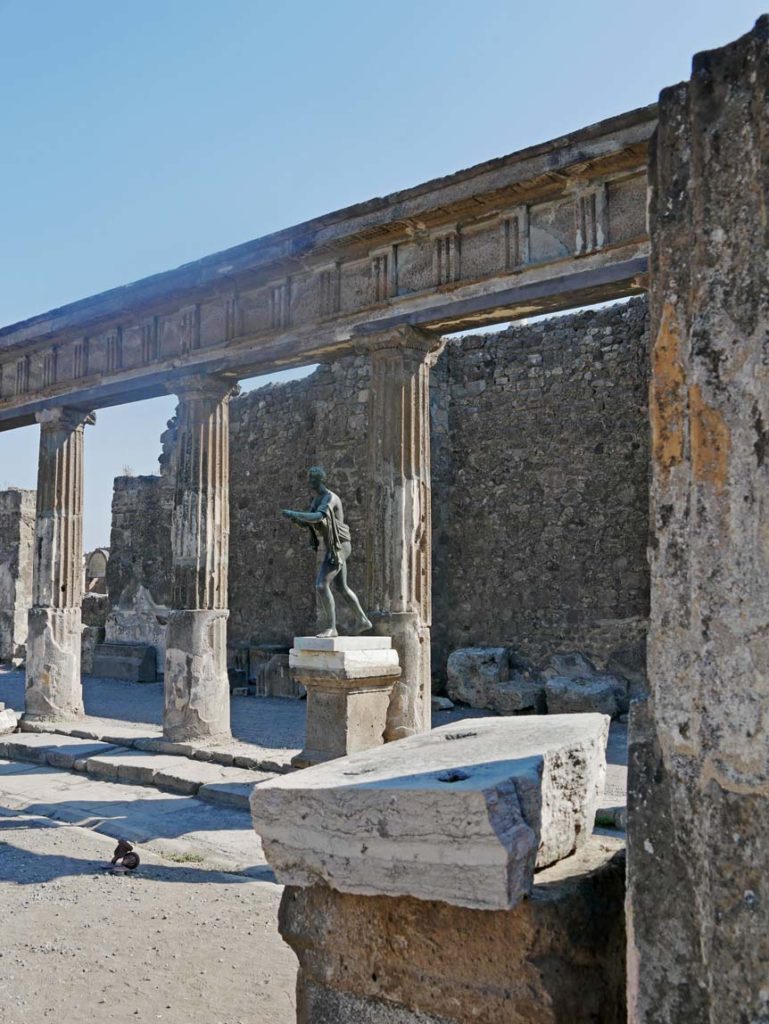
[315,557,339,637]
[335,561,373,634]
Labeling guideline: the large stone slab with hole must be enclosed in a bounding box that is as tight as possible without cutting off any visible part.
[251,713,608,910]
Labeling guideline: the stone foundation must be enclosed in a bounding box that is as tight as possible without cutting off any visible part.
[280,837,626,1024]
[163,608,230,741]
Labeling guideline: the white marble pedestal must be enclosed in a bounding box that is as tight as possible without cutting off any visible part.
[290,636,401,769]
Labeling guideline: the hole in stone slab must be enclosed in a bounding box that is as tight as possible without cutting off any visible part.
[437,769,470,783]
[342,766,377,776]
[442,731,476,742]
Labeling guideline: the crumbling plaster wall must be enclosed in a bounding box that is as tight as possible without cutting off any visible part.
[106,298,650,677]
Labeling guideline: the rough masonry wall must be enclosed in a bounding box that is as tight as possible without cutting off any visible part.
[0,488,35,661]
[228,357,372,647]
[106,475,174,611]
[436,297,650,666]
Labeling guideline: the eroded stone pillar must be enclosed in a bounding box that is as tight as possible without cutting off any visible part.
[364,326,443,740]
[628,17,769,1024]
[164,376,236,742]
[25,407,94,720]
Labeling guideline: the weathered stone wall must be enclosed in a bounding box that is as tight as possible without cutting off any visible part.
[228,357,372,647]
[628,19,769,1024]
[437,297,650,666]
[0,488,35,662]
[105,475,173,610]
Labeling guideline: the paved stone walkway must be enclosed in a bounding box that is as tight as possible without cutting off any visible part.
[0,667,486,749]
[0,667,628,815]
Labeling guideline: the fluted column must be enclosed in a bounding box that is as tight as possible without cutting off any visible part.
[364,326,443,740]
[25,407,94,720]
[163,375,236,742]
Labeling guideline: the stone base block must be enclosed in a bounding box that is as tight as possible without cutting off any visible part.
[91,641,157,682]
[163,609,230,742]
[279,836,626,1024]
[252,713,609,910]
[0,705,19,735]
[290,636,400,768]
[25,606,84,720]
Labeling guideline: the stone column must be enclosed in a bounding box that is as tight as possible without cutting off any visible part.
[628,18,769,1024]
[363,326,443,740]
[25,407,94,721]
[163,375,236,742]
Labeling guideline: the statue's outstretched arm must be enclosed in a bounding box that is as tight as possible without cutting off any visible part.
[282,508,323,524]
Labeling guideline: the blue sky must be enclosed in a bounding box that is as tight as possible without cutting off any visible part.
[0,0,763,547]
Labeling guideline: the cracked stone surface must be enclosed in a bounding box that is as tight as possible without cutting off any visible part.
[251,714,608,910]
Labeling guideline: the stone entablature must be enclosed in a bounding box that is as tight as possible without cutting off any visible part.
[0,108,654,430]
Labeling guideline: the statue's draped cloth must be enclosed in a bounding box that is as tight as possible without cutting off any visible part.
[309,493,351,566]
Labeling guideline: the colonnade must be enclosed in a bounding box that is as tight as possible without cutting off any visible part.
[22,327,441,744]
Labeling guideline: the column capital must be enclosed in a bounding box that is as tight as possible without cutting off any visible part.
[355,324,445,361]
[35,407,96,431]
[169,373,240,403]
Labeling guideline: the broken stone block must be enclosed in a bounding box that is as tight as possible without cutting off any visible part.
[251,714,609,911]
[545,676,619,717]
[0,704,18,735]
[544,650,628,715]
[447,646,507,699]
[446,646,544,713]
[105,583,169,676]
[431,695,455,711]
[279,836,626,1024]
[90,641,156,682]
[545,651,599,679]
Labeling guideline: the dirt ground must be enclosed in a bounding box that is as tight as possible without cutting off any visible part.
[0,808,296,1024]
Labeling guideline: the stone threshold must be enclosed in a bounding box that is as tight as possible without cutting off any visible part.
[0,731,276,810]
[17,714,298,773]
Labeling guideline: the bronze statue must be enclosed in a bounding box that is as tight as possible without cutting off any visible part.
[282,466,372,638]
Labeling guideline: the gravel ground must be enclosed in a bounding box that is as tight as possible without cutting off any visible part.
[0,806,295,1024]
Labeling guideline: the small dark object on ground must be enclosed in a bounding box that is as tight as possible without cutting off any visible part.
[108,838,140,872]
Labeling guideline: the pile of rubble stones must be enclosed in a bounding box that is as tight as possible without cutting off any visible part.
[445,641,646,719]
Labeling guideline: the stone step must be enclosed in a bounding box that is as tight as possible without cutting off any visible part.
[18,714,297,773]
[0,731,274,809]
